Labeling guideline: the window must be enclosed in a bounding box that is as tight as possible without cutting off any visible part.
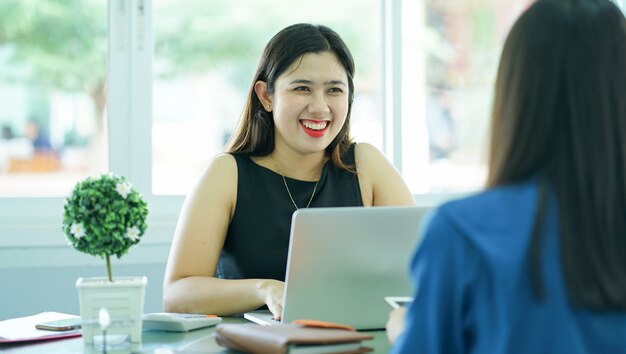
[1,0,542,261]
[400,0,534,194]
[0,0,108,197]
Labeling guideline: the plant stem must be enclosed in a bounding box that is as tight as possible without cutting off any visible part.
[106,254,112,282]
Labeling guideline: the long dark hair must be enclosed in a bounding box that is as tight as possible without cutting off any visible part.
[226,23,356,171]
[487,0,626,310]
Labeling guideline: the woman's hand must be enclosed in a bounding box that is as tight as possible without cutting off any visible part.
[257,279,285,320]
[386,307,407,344]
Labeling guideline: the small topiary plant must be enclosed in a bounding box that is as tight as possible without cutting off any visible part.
[62,173,148,282]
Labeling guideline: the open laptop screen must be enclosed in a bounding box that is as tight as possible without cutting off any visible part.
[245,206,430,330]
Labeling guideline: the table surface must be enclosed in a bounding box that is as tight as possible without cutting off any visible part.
[0,316,392,353]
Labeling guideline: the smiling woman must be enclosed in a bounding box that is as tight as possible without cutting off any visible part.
[162,23,415,319]
[254,52,350,156]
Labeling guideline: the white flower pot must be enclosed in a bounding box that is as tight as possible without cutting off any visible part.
[76,276,147,344]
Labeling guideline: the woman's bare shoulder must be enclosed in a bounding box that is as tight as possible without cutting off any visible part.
[354,142,387,167]
[201,153,237,179]
[187,153,238,201]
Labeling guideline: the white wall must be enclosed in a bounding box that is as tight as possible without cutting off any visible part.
[0,222,175,320]
[0,263,166,320]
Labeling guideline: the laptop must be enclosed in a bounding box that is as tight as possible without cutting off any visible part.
[244,205,430,330]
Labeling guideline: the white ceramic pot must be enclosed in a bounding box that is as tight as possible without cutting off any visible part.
[76,276,147,344]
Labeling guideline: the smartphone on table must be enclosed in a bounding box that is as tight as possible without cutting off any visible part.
[385,296,414,309]
[35,317,82,331]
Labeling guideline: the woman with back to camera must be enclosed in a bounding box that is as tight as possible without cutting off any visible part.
[163,23,415,319]
[387,0,626,352]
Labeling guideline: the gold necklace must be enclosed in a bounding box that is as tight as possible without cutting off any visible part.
[271,154,320,210]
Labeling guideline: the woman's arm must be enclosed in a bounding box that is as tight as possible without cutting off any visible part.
[354,143,415,207]
[390,208,470,354]
[162,154,284,317]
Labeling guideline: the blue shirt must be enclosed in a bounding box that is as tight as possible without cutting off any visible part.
[391,179,626,354]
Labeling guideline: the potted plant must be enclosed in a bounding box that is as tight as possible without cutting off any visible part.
[62,173,149,344]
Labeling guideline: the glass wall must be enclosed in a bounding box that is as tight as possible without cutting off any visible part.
[0,0,540,198]
[0,0,108,197]
[0,0,552,247]
[402,0,534,193]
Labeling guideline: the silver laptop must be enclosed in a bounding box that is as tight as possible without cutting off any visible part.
[244,205,430,330]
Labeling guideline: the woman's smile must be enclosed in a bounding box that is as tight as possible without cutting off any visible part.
[300,119,330,138]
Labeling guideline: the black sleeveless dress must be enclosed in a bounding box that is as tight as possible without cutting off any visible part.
[217,144,363,281]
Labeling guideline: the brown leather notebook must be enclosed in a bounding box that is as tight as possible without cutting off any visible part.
[215,323,374,354]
